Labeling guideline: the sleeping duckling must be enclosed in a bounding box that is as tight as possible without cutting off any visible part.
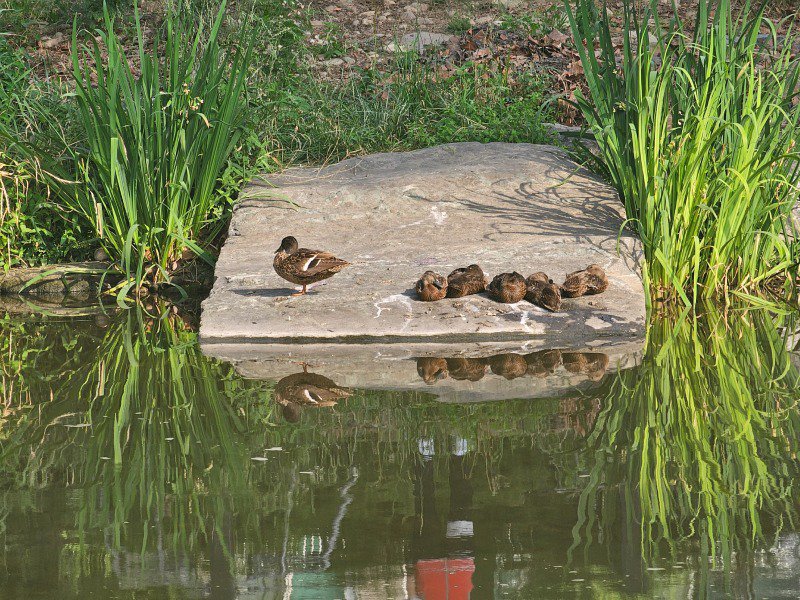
[415,271,448,301]
[525,272,562,312]
[446,264,487,298]
[487,272,527,303]
[561,264,609,298]
[273,236,350,296]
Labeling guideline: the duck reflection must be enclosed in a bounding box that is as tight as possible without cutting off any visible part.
[416,349,609,384]
[274,368,351,422]
[445,357,487,381]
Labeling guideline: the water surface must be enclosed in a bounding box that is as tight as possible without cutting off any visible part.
[1,307,799,599]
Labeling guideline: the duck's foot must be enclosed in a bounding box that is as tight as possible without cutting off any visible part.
[291,285,308,296]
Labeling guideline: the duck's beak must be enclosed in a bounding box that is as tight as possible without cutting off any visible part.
[274,246,281,253]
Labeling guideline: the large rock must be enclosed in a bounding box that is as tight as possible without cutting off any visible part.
[200,142,645,350]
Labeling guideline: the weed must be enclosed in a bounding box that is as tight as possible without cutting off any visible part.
[566,0,800,304]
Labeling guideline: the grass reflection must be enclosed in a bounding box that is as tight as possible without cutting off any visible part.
[572,305,800,577]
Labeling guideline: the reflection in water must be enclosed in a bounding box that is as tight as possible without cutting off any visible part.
[416,349,610,383]
[0,305,799,598]
[274,368,351,422]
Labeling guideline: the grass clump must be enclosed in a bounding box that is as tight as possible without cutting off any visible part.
[566,0,800,304]
[4,1,254,291]
[264,55,554,165]
[0,40,90,270]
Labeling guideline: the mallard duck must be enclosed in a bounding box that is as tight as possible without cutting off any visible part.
[561,264,609,298]
[446,264,487,298]
[273,236,350,296]
[488,353,528,380]
[274,370,351,419]
[415,271,448,301]
[525,272,562,312]
[487,272,527,303]
[524,349,562,378]
[445,357,487,381]
[416,357,449,383]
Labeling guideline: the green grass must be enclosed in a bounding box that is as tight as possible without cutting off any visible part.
[262,54,555,166]
[0,39,91,270]
[566,0,800,305]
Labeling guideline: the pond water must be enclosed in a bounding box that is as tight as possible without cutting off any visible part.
[1,306,800,599]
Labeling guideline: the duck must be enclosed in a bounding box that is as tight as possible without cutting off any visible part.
[273,236,350,296]
[274,370,351,421]
[416,357,449,383]
[415,271,448,301]
[525,272,562,312]
[560,264,609,298]
[487,272,527,303]
[446,264,487,298]
[488,353,528,380]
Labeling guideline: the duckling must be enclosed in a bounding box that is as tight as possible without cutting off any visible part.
[488,353,528,380]
[274,371,351,414]
[525,272,562,312]
[445,357,487,381]
[524,349,562,378]
[415,271,448,301]
[446,264,487,298]
[487,272,527,303]
[560,264,609,298]
[416,357,449,383]
[273,236,350,296]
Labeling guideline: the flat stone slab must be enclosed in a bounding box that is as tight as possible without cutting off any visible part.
[200,142,645,347]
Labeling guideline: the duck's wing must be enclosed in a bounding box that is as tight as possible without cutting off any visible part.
[295,249,350,275]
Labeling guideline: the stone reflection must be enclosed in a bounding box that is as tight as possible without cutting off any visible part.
[415,349,610,383]
[274,367,351,422]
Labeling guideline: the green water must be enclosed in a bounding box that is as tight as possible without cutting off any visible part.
[1,307,800,599]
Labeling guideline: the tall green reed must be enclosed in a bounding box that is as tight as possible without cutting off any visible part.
[566,0,800,304]
[2,1,254,291]
[70,0,253,289]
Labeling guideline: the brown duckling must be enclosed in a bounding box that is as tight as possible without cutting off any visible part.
[273,236,350,296]
[416,357,449,383]
[488,353,528,380]
[445,357,487,381]
[561,264,609,298]
[487,272,527,303]
[446,264,487,298]
[524,349,563,378]
[415,271,448,301]
[525,272,562,312]
[274,370,351,411]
